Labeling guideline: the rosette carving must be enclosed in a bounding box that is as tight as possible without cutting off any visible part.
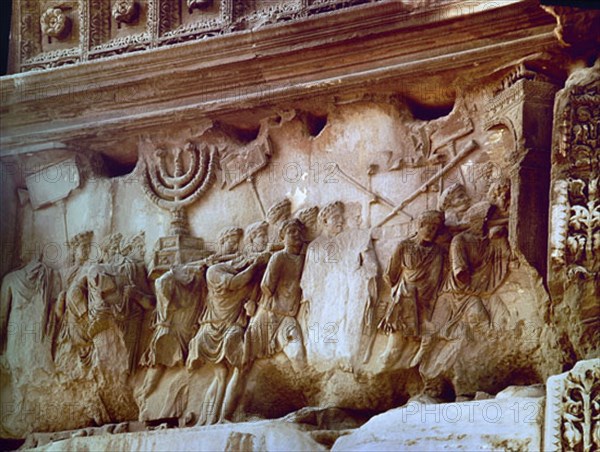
[40,7,70,42]
[112,0,139,24]
[187,0,213,14]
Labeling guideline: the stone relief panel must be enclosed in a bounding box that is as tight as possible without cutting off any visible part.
[0,79,574,437]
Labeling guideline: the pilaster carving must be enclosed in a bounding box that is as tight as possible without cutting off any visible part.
[548,61,599,356]
[544,359,600,452]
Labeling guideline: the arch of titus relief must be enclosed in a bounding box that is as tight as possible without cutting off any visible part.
[0,1,598,450]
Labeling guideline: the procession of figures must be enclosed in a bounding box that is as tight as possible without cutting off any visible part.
[0,167,514,427]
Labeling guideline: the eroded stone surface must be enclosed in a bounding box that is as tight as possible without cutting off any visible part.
[332,396,544,451]
[31,419,327,452]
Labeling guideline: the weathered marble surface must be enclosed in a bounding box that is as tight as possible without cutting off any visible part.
[332,395,544,451]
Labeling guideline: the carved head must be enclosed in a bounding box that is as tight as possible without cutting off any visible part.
[295,206,319,240]
[100,233,124,262]
[266,198,292,225]
[319,201,345,237]
[487,177,511,213]
[439,183,471,215]
[69,231,93,266]
[279,219,306,251]
[464,202,493,234]
[416,210,444,243]
[218,227,243,255]
[245,221,269,253]
[121,232,145,262]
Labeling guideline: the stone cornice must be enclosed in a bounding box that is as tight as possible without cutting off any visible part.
[1,0,560,157]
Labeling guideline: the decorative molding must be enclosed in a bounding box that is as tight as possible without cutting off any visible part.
[19,0,42,63]
[11,0,397,72]
[1,0,560,151]
[89,0,111,48]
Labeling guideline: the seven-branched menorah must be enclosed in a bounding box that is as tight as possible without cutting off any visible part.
[141,141,218,236]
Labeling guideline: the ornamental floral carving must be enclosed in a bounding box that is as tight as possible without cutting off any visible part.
[112,0,138,24]
[565,176,599,278]
[40,7,70,41]
[561,364,600,451]
[187,0,213,14]
[551,74,600,281]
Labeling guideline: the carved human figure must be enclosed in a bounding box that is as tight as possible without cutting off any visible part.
[486,177,511,219]
[573,106,594,144]
[0,250,59,408]
[378,211,446,370]
[241,221,271,318]
[187,227,269,425]
[266,198,292,246]
[438,183,472,230]
[416,202,511,390]
[301,201,378,371]
[136,261,207,410]
[295,206,320,242]
[54,231,95,380]
[136,226,262,411]
[141,265,206,369]
[85,233,154,381]
[244,221,270,255]
[244,219,307,371]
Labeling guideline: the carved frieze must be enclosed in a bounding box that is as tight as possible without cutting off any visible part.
[0,65,574,436]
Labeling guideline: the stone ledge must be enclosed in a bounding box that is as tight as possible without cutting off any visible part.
[0,0,558,156]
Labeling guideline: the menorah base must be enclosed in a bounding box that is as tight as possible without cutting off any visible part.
[148,234,212,279]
